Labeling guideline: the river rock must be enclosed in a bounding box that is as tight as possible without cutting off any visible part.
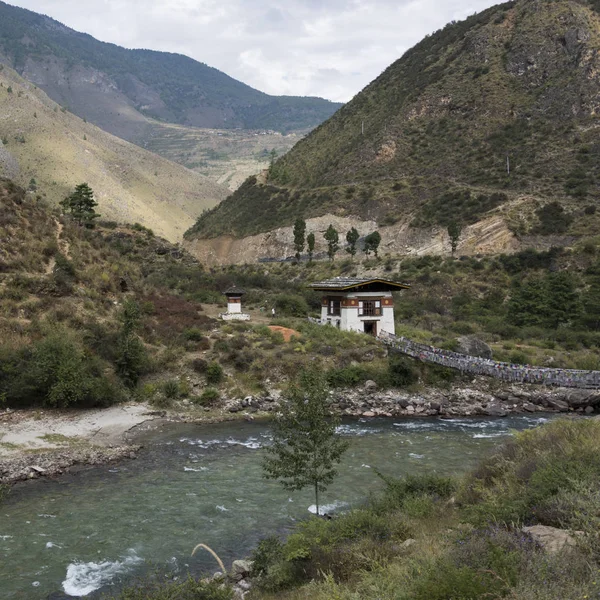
[585,406,595,414]
[231,560,253,580]
[362,411,376,418]
[547,398,569,412]
[522,402,537,413]
[364,380,378,393]
[522,525,581,554]
[456,336,493,360]
[483,404,508,417]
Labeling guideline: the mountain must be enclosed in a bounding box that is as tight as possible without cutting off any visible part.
[185,0,600,264]
[0,65,228,241]
[0,0,342,144]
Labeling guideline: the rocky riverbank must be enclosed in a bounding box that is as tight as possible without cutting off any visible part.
[0,404,158,486]
[3,381,597,487]
[223,378,600,419]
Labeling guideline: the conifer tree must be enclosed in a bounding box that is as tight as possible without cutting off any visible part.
[60,183,99,227]
[293,218,306,261]
[263,368,349,516]
[363,231,382,257]
[324,224,339,261]
[307,232,315,263]
[447,221,462,256]
[346,227,359,257]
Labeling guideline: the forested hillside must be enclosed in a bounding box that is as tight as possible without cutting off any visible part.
[188,0,600,242]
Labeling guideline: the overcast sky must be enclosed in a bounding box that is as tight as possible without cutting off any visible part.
[9,0,498,102]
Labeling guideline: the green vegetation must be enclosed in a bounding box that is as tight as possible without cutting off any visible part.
[263,368,349,515]
[249,419,600,600]
[187,0,600,240]
[60,183,100,227]
[363,231,381,257]
[324,225,340,261]
[345,227,359,257]
[293,218,306,261]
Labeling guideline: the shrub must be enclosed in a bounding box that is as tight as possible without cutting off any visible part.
[111,577,233,600]
[274,294,309,317]
[388,354,419,387]
[461,419,600,528]
[162,379,180,399]
[191,358,208,373]
[206,362,224,385]
[199,387,220,405]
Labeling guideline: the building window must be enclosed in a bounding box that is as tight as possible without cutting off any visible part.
[328,298,341,316]
[359,300,381,317]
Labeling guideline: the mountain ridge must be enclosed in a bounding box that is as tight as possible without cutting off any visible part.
[0,0,342,141]
[186,0,600,259]
[0,64,228,241]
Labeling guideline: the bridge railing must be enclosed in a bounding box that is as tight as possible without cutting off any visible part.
[378,331,600,390]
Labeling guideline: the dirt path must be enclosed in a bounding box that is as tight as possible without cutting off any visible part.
[44,218,70,275]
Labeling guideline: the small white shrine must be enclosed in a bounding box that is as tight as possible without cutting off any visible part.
[310,277,410,336]
[220,286,250,321]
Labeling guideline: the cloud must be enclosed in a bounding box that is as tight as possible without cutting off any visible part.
[10,0,498,101]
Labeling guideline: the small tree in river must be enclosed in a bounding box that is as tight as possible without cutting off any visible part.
[293,218,306,261]
[447,221,462,256]
[263,367,349,516]
[324,224,339,261]
[363,231,381,257]
[307,232,315,263]
[346,227,359,257]
[60,183,99,227]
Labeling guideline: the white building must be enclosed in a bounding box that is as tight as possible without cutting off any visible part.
[310,277,411,336]
[220,286,250,321]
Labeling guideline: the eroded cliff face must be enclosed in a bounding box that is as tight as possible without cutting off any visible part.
[183,213,520,267]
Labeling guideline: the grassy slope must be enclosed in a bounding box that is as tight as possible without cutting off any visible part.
[188,0,600,240]
[143,122,299,191]
[0,179,391,414]
[0,65,228,241]
[0,0,341,135]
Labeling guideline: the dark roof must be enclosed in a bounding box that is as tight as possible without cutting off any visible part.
[309,277,411,291]
[223,286,246,296]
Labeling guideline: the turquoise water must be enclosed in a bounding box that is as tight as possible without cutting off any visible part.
[0,415,550,599]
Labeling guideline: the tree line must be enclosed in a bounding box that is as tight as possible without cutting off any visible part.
[293,218,381,262]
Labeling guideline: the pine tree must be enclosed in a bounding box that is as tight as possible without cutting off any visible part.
[263,368,349,516]
[293,218,306,261]
[324,224,339,261]
[60,183,100,226]
[363,231,382,257]
[447,221,462,256]
[346,227,359,257]
[307,232,315,263]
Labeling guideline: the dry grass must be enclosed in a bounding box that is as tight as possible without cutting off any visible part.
[0,66,228,241]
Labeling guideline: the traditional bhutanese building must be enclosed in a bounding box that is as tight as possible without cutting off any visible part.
[310,277,411,336]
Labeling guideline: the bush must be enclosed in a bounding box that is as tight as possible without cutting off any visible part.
[274,294,309,317]
[374,472,457,512]
[111,577,233,600]
[388,354,419,387]
[206,362,224,385]
[461,419,600,528]
[191,358,208,373]
[198,387,220,405]
[0,333,125,408]
[162,379,180,399]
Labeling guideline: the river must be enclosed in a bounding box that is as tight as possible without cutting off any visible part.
[0,415,551,599]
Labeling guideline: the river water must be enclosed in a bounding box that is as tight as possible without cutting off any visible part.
[0,415,551,599]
